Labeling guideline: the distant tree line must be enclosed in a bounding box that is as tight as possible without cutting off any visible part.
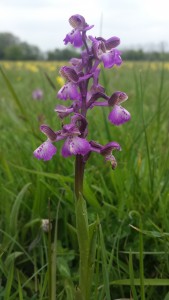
[0,32,169,61]
[0,33,43,60]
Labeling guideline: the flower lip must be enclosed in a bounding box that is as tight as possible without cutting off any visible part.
[62,135,91,157]
[57,82,80,101]
[34,141,57,161]
[108,105,131,126]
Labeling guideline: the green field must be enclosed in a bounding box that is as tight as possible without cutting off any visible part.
[0,61,169,300]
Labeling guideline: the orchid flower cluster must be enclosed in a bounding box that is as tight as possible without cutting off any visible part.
[34,14,131,169]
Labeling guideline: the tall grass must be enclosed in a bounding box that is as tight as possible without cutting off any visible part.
[0,61,169,299]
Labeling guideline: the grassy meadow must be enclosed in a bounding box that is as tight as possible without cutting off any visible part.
[0,60,169,299]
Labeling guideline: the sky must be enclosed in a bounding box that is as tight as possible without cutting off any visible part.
[0,0,169,52]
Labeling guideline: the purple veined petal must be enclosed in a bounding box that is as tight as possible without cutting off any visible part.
[54,105,74,119]
[70,58,83,72]
[57,82,80,101]
[61,123,80,137]
[78,73,93,82]
[101,49,122,68]
[71,113,88,134]
[69,14,86,29]
[60,66,79,83]
[34,140,57,161]
[40,125,57,141]
[89,140,103,153]
[84,24,94,31]
[101,52,116,68]
[108,105,131,126]
[62,136,91,157]
[105,37,120,50]
[63,29,83,48]
[112,49,122,66]
[108,91,128,106]
[92,39,106,59]
[101,142,121,154]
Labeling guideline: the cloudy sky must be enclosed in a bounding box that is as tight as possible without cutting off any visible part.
[0,0,169,51]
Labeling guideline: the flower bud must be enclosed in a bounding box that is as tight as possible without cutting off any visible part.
[41,219,52,232]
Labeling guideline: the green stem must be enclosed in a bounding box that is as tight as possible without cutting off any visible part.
[75,155,89,300]
[75,154,85,199]
[48,200,52,300]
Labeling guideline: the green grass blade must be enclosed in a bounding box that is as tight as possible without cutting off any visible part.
[17,270,24,300]
[129,251,138,300]
[0,66,27,118]
[51,200,61,300]
[9,182,31,235]
[99,223,111,300]
[4,262,14,300]
[139,220,145,300]
[9,162,73,183]
[109,278,169,286]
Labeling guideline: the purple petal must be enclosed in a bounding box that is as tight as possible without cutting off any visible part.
[57,82,80,101]
[60,66,79,83]
[105,37,120,50]
[108,105,131,126]
[101,52,115,68]
[69,14,86,29]
[54,105,73,119]
[34,141,57,161]
[101,49,122,68]
[63,29,83,48]
[108,91,128,106]
[40,125,57,141]
[62,123,80,137]
[62,136,91,157]
[70,58,83,72]
[101,142,121,154]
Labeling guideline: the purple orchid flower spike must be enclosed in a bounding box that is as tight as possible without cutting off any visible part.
[34,14,131,171]
[108,91,131,125]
